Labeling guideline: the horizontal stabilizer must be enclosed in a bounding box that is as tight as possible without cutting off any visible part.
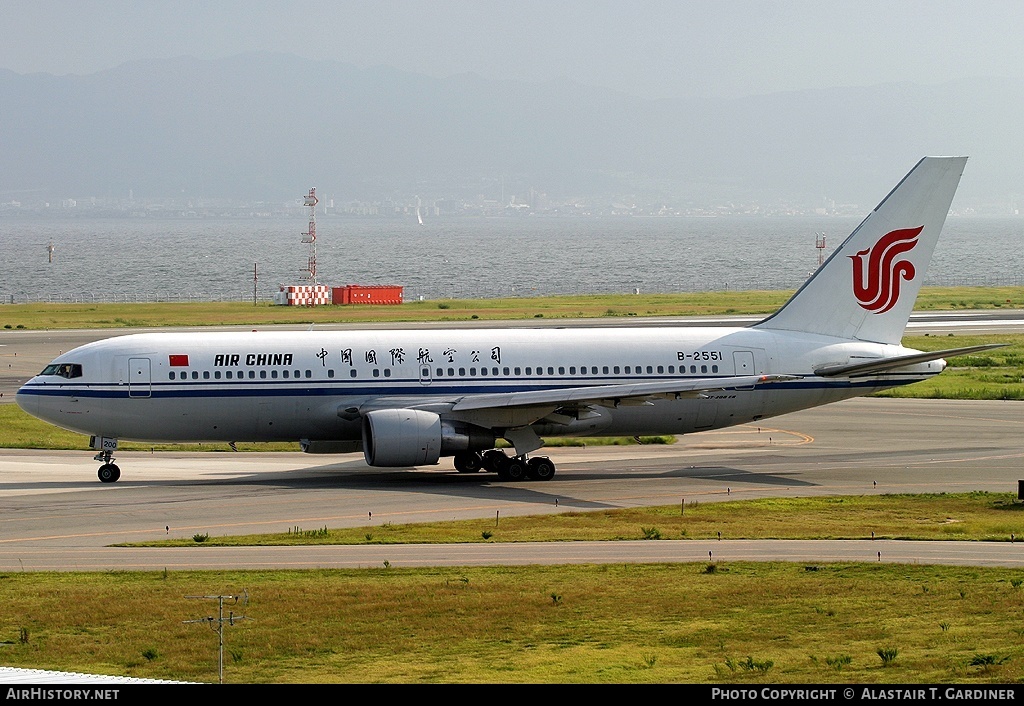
[814,344,1006,378]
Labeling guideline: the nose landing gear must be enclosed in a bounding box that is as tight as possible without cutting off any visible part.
[93,449,121,483]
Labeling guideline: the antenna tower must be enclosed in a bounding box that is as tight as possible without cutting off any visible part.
[815,232,826,267]
[301,188,319,283]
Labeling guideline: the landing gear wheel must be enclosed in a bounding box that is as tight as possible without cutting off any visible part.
[526,456,556,481]
[454,451,483,473]
[98,463,121,483]
[502,457,528,481]
[481,449,508,473]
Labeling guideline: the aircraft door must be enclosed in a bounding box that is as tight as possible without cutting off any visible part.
[128,358,152,398]
[733,351,757,391]
[419,364,432,386]
[734,351,755,375]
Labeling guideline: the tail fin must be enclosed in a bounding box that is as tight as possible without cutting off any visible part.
[755,156,967,345]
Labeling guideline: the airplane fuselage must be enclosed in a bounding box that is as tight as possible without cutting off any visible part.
[15,326,938,445]
[13,157,974,483]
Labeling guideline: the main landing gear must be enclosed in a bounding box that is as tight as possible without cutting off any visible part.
[93,449,121,483]
[453,449,556,481]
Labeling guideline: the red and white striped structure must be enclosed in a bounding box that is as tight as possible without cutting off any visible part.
[273,284,331,306]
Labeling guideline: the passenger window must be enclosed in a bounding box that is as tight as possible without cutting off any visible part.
[690,365,696,373]
[249,371,256,379]
[470,368,477,376]
[203,371,210,379]
[525,367,532,375]
[373,369,380,378]
[480,367,487,376]
[214,371,221,379]
[271,370,278,379]
[168,372,175,380]
[558,367,565,375]
[192,371,199,379]
[712,365,719,373]
[282,370,289,378]
[448,368,455,376]
[350,369,357,378]
[459,368,466,376]
[436,368,443,377]
[513,367,520,375]
[547,367,554,375]
[569,366,576,375]
[701,365,708,373]
[614,366,620,374]
[625,366,631,374]
[327,370,334,378]
[384,369,391,378]
[305,370,311,378]
[226,371,233,379]
[503,367,510,375]
[657,366,664,374]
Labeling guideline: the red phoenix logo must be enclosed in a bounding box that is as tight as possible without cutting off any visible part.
[849,226,923,314]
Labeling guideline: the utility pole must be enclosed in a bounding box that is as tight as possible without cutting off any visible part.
[184,592,251,684]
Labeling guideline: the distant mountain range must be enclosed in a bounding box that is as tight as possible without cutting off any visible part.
[1,52,1021,210]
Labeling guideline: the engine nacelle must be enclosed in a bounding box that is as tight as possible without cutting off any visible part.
[362,409,496,467]
[362,408,442,466]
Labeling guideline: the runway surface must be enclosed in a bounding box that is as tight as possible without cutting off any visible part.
[2,397,1023,571]
[1,315,1022,571]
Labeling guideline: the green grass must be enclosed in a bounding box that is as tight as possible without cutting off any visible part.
[3,558,1024,682]
[125,492,1024,547]
[3,285,1024,330]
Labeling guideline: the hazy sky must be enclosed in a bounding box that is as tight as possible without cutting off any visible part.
[5,1,1024,99]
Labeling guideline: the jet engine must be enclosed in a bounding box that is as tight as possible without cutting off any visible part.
[361,409,495,467]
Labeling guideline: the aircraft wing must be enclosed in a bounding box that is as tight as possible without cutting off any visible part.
[449,374,797,412]
[352,374,796,417]
[813,344,1006,378]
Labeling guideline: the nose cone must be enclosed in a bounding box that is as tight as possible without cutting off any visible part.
[14,381,37,416]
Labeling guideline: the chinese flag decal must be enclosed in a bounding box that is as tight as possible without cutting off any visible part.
[169,354,189,367]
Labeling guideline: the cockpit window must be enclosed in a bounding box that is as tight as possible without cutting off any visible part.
[40,363,83,379]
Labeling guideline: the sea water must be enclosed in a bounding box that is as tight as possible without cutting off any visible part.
[1,215,1021,303]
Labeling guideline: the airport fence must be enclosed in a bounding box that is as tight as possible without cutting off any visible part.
[3,275,1024,305]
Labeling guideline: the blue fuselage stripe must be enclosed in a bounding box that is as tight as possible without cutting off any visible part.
[16,375,931,400]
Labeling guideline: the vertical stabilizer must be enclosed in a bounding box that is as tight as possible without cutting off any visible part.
[755,156,967,345]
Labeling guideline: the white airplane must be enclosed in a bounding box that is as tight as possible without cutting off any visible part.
[16,156,1001,483]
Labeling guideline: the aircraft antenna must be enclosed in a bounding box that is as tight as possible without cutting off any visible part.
[301,187,318,284]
